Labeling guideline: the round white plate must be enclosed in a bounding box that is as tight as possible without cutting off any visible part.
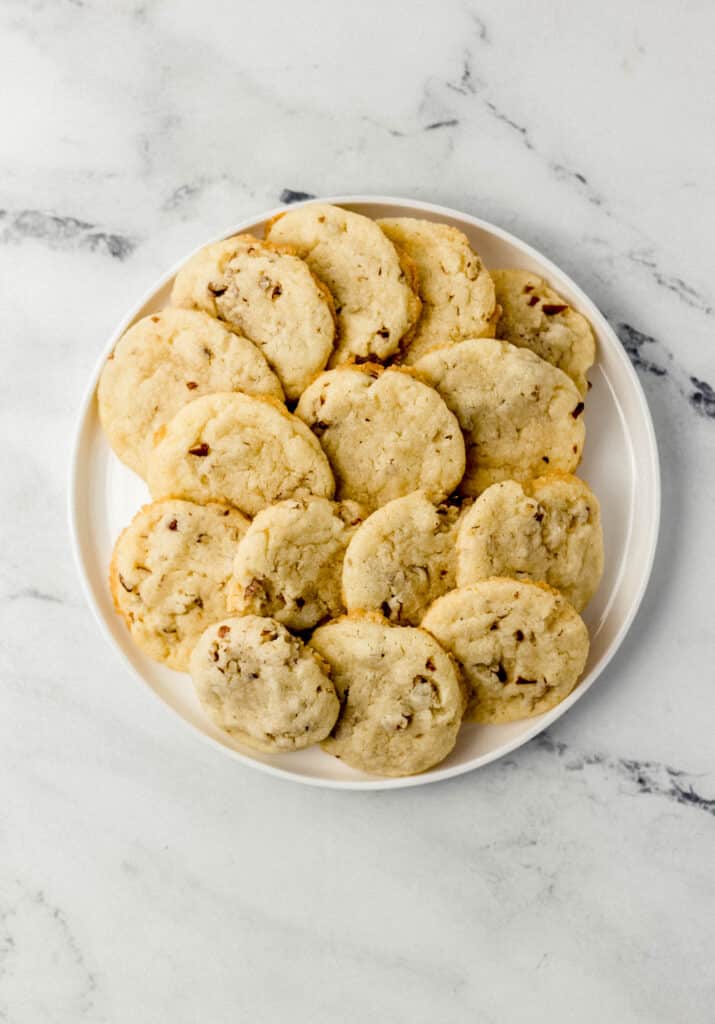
[69,196,660,790]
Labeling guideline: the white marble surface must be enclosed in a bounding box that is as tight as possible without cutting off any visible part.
[1,1,714,1020]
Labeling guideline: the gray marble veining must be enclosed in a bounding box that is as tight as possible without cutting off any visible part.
[1,1,713,1021]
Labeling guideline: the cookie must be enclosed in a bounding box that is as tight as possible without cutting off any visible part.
[492,269,595,396]
[456,475,604,612]
[295,364,465,511]
[377,217,496,364]
[147,392,335,516]
[228,497,364,630]
[190,615,339,752]
[265,203,421,366]
[171,234,336,400]
[97,308,284,478]
[309,613,465,777]
[109,499,249,671]
[414,338,585,495]
[421,578,589,723]
[342,491,462,626]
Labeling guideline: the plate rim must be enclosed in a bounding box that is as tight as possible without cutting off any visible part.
[68,193,661,791]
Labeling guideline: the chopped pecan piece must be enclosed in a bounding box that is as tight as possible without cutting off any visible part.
[244,578,267,600]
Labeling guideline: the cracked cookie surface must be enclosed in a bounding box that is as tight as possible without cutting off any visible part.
[342,490,462,626]
[456,474,604,611]
[98,308,283,478]
[190,615,339,752]
[109,499,249,671]
[310,613,465,777]
[378,217,496,363]
[266,204,421,366]
[421,578,589,723]
[171,233,336,400]
[147,392,335,516]
[414,338,585,495]
[295,364,465,511]
[229,497,364,630]
[492,269,595,396]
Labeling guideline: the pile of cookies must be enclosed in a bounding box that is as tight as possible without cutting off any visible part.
[98,203,603,778]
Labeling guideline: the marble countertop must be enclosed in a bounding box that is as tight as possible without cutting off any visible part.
[2,2,713,1021]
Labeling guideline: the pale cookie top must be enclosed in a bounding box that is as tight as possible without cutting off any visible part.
[147,392,335,517]
[265,204,421,366]
[342,490,463,626]
[109,499,249,672]
[295,364,465,511]
[492,269,595,396]
[414,338,585,495]
[228,497,364,631]
[190,616,339,753]
[170,233,336,400]
[310,613,466,777]
[456,475,604,612]
[378,217,497,364]
[421,578,589,724]
[98,308,284,478]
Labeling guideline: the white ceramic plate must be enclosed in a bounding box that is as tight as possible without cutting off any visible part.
[69,196,660,790]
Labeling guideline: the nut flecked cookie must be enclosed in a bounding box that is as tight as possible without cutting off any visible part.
[421,578,589,723]
[414,338,585,495]
[378,217,497,363]
[190,615,339,752]
[295,364,465,511]
[342,490,462,626]
[310,613,466,777]
[147,392,335,516]
[171,233,336,400]
[266,204,421,366]
[98,308,283,478]
[229,497,364,630]
[456,474,604,611]
[109,499,249,671]
[492,269,595,396]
